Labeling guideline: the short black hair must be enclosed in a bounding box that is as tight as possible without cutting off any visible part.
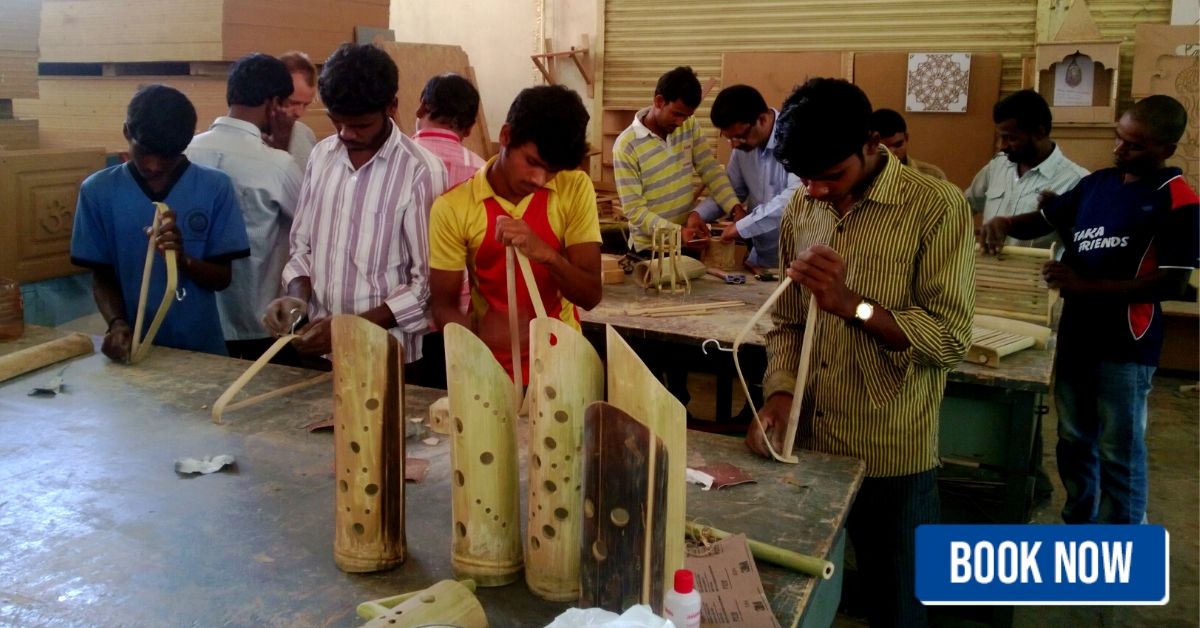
[505,85,589,171]
[227,53,293,108]
[710,84,768,129]
[774,78,873,177]
[870,108,907,137]
[655,66,702,108]
[420,73,481,133]
[993,89,1052,135]
[1127,95,1188,145]
[318,43,398,117]
[126,84,197,157]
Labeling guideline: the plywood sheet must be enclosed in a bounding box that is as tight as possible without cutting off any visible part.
[719,51,853,165]
[0,0,41,53]
[1132,24,1199,191]
[0,147,107,283]
[14,77,227,152]
[374,41,491,159]
[854,52,1002,189]
[0,50,38,99]
[0,118,38,151]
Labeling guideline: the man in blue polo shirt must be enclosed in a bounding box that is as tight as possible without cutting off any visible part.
[71,84,251,360]
[981,95,1198,524]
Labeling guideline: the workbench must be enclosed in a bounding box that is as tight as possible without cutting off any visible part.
[0,327,864,627]
[582,276,1056,523]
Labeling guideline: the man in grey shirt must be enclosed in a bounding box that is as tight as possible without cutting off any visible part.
[187,53,303,360]
[966,89,1088,249]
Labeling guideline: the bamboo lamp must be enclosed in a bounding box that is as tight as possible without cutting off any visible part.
[525,318,604,601]
[331,315,406,573]
[444,323,523,586]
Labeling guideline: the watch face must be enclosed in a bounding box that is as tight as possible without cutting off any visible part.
[855,301,874,321]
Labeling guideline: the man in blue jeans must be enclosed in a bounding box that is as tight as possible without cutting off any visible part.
[981,95,1198,524]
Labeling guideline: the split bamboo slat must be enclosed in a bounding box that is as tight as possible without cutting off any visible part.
[579,401,668,614]
[444,323,522,587]
[210,334,332,424]
[967,314,1052,368]
[0,332,94,384]
[974,245,1056,325]
[331,315,406,573]
[128,202,177,364]
[604,325,686,602]
[361,579,488,628]
[525,317,604,601]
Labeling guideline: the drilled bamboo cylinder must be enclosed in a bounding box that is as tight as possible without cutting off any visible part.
[332,315,406,573]
[362,579,488,628]
[525,318,604,601]
[445,323,522,586]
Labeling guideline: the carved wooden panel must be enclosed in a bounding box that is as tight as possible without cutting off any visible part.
[1133,24,1199,191]
[0,148,105,282]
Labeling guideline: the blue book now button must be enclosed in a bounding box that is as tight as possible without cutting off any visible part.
[916,525,1169,605]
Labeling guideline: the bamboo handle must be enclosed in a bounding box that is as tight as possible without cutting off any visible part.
[506,246,524,416]
[781,296,818,461]
[129,201,178,364]
[515,249,547,319]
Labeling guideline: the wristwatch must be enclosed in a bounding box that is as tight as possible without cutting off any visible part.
[849,299,876,327]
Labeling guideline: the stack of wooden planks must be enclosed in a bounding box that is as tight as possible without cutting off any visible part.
[974,246,1056,325]
[0,0,40,150]
[13,0,388,151]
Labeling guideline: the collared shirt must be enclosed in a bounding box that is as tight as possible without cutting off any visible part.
[282,120,448,362]
[965,144,1089,248]
[413,128,486,186]
[907,157,947,181]
[694,109,800,268]
[613,109,739,251]
[186,116,302,341]
[428,158,601,330]
[288,121,319,173]
[764,149,975,477]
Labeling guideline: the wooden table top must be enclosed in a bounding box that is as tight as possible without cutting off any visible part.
[582,276,1056,393]
[0,337,863,627]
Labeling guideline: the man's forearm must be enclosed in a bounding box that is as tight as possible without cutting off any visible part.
[92,267,127,327]
[542,252,602,310]
[360,302,398,330]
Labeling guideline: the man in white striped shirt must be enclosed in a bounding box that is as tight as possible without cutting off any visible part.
[262,43,448,366]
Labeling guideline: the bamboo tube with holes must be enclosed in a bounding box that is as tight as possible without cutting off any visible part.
[444,323,522,586]
[525,318,604,601]
[331,315,406,573]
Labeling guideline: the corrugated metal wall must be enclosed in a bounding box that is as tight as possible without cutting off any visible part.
[602,0,1169,125]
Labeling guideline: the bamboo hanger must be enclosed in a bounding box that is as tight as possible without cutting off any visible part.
[129,202,178,364]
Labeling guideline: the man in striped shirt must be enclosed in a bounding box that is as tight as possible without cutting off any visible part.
[413,72,487,187]
[750,79,974,627]
[262,43,448,368]
[613,66,742,253]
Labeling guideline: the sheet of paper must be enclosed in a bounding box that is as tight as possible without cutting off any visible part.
[684,534,780,628]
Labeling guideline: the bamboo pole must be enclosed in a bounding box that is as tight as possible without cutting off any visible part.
[0,332,93,383]
[685,521,834,580]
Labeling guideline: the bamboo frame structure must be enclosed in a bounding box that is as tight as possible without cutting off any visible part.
[444,323,523,586]
[604,325,686,599]
[975,245,1057,325]
[525,317,604,601]
[967,314,1052,368]
[210,334,331,424]
[331,315,406,573]
[129,201,178,364]
[650,225,689,294]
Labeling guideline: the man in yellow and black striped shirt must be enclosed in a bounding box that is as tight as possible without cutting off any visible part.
[613,66,742,252]
[750,79,974,628]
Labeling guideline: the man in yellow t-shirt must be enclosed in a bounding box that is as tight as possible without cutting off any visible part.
[429,85,601,381]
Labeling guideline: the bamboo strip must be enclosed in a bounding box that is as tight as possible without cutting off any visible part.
[505,246,524,417]
[211,334,296,424]
[0,332,93,383]
[685,521,834,580]
[624,300,744,316]
[731,277,800,464]
[974,314,1051,347]
[221,373,331,415]
[781,296,819,462]
[129,201,178,364]
[975,307,1054,324]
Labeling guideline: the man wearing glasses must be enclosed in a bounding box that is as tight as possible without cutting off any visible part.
[691,84,800,269]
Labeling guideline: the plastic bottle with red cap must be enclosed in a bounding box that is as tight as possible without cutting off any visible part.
[663,568,702,628]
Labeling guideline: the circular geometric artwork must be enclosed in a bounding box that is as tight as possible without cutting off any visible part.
[906,53,972,113]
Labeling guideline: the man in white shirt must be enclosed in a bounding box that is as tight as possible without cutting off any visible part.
[186,53,303,360]
[262,43,448,370]
[966,89,1089,248]
[692,84,801,270]
[268,51,320,173]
